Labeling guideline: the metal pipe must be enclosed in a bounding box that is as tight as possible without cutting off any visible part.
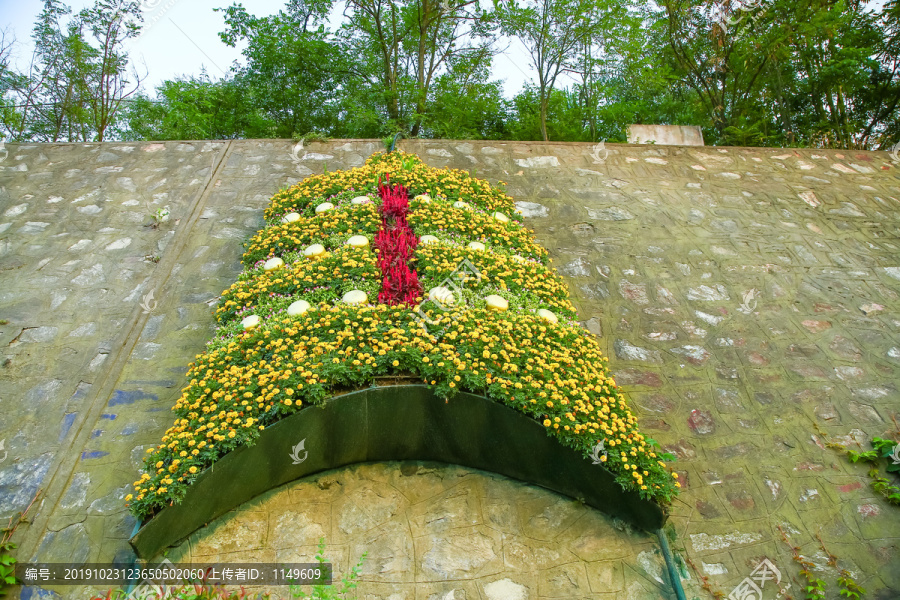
[390,132,403,153]
[122,519,143,597]
[657,528,688,600]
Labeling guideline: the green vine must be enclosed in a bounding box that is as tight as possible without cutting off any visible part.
[1,489,42,597]
[817,534,865,600]
[778,526,824,600]
[814,423,900,506]
[778,527,868,600]
[289,539,366,600]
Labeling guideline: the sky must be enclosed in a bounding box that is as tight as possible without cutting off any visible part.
[1,0,540,99]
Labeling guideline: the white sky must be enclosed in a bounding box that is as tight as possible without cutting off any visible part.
[1,0,542,99]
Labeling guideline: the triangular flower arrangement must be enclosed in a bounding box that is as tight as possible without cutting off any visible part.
[126,151,679,520]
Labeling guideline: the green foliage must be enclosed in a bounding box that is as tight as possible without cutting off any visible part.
[289,539,366,599]
[840,436,900,504]
[838,570,866,599]
[0,491,42,597]
[0,539,17,596]
[803,576,827,600]
[847,449,879,463]
[5,0,898,148]
[870,473,900,505]
[298,131,331,144]
[1,0,144,142]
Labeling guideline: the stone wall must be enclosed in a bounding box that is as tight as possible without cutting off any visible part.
[1,139,899,599]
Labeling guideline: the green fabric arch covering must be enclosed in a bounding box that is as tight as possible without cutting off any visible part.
[130,385,666,559]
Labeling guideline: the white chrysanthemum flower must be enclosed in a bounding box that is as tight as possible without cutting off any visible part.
[342,290,368,305]
[242,315,261,329]
[263,257,284,271]
[485,295,508,312]
[537,308,558,324]
[287,300,311,316]
[429,286,455,306]
[303,244,326,258]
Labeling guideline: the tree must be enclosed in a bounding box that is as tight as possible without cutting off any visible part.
[661,0,786,144]
[217,1,345,138]
[496,0,596,141]
[77,0,145,140]
[0,0,144,142]
[339,0,497,136]
[117,74,270,141]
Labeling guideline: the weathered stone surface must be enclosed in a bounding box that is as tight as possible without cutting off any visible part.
[483,578,528,600]
[614,339,663,363]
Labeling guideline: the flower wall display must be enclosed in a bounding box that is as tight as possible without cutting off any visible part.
[126,151,679,520]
